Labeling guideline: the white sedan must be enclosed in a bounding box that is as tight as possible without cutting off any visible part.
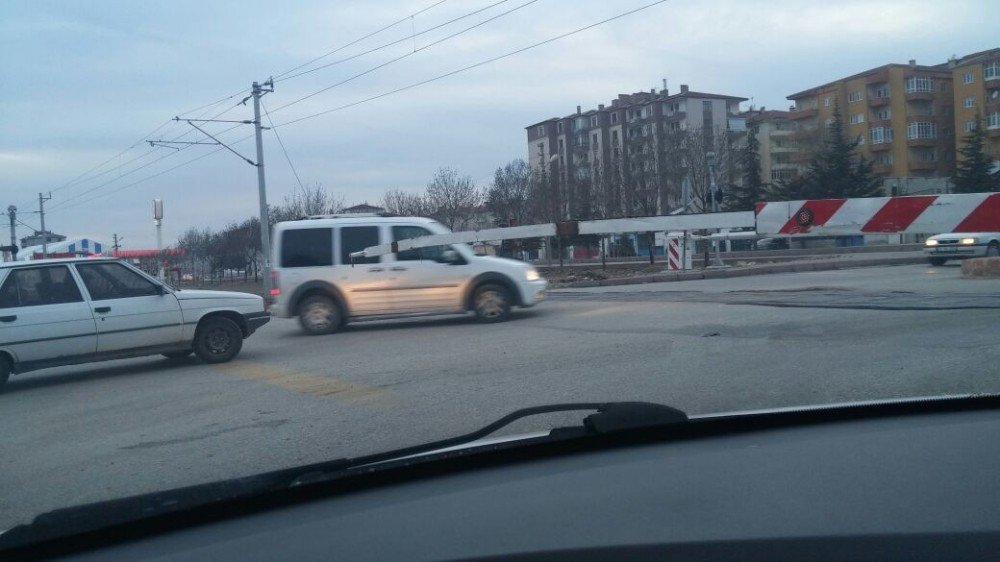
[0,258,269,390]
[924,232,1000,266]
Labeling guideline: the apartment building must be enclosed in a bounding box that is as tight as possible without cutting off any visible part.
[525,83,747,214]
[787,60,955,195]
[746,110,804,185]
[950,48,1000,168]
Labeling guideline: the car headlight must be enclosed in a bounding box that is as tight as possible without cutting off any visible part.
[924,239,938,246]
[960,237,977,245]
[525,268,540,281]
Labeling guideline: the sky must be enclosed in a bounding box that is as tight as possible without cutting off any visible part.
[2,0,998,248]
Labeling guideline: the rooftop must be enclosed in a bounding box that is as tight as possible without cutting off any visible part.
[787,61,952,100]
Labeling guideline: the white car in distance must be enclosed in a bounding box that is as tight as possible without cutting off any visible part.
[0,258,269,390]
[269,214,547,335]
[924,232,1000,265]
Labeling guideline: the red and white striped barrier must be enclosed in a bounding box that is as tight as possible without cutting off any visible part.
[755,193,1000,236]
[665,233,693,270]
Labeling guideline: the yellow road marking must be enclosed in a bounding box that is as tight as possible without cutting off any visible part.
[214,361,389,402]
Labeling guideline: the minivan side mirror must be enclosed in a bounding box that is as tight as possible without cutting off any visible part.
[438,249,461,265]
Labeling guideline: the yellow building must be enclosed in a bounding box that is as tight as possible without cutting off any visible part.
[950,48,1000,167]
[787,60,955,195]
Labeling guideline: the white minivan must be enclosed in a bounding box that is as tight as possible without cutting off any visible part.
[269,214,547,335]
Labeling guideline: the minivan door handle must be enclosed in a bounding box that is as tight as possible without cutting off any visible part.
[390,266,407,272]
[367,267,384,272]
[0,315,16,323]
[94,306,111,314]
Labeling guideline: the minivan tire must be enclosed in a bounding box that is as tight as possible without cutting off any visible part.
[298,295,343,335]
[193,317,243,364]
[472,284,511,323]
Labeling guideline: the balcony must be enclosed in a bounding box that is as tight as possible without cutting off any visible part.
[866,69,889,84]
[988,127,1000,138]
[905,91,934,101]
[868,96,891,107]
[873,164,894,175]
[770,145,797,153]
[788,107,818,120]
[870,142,892,152]
[906,137,936,147]
[908,160,937,171]
[664,111,687,121]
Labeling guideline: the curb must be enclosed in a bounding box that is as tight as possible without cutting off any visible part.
[552,255,928,289]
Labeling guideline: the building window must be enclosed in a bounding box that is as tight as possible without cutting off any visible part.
[611,112,619,124]
[874,108,891,120]
[590,116,598,127]
[855,134,865,145]
[906,122,936,139]
[702,101,712,112]
[771,169,797,181]
[984,62,1000,81]
[988,112,1000,129]
[872,86,890,98]
[591,133,598,146]
[536,142,544,157]
[848,91,863,103]
[558,138,564,151]
[916,150,936,162]
[823,96,832,107]
[964,120,976,133]
[963,96,976,108]
[556,122,564,133]
[963,72,974,84]
[849,113,865,124]
[904,76,933,93]
[536,126,544,137]
[875,153,893,166]
[870,126,893,144]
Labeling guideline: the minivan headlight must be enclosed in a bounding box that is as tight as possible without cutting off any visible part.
[526,268,540,281]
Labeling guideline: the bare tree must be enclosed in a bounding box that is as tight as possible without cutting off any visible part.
[280,183,345,218]
[425,167,482,231]
[683,128,714,212]
[381,188,432,217]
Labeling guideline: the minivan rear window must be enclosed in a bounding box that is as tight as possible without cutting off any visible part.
[280,228,333,268]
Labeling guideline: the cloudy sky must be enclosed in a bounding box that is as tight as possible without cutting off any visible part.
[2,0,997,247]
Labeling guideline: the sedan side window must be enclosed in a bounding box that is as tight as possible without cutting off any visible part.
[76,263,160,300]
[0,266,83,307]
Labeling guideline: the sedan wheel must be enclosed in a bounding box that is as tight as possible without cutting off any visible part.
[193,317,243,364]
[473,284,511,323]
[987,243,1000,257]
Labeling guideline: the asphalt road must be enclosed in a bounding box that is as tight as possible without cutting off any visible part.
[2,263,998,529]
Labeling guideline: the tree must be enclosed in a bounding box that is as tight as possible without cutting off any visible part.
[724,121,765,211]
[381,188,432,216]
[278,183,345,218]
[952,116,997,193]
[771,104,881,200]
[425,167,482,230]
[485,159,532,226]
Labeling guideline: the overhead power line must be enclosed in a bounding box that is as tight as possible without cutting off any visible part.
[275,0,510,83]
[262,99,307,198]
[268,0,539,115]
[273,0,670,129]
[272,0,449,81]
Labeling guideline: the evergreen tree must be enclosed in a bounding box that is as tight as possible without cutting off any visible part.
[724,121,764,210]
[952,116,996,193]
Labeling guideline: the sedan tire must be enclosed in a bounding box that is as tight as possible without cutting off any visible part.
[193,317,243,364]
[0,356,10,392]
[987,242,1000,258]
[928,258,947,266]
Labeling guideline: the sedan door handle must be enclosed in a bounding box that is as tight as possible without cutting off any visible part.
[367,267,384,272]
[390,266,408,271]
[0,315,16,323]
[94,306,111,314]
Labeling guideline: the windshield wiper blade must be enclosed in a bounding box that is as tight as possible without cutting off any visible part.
[0,402,687,551]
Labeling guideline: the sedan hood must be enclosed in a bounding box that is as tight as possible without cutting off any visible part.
[173,289,261,301]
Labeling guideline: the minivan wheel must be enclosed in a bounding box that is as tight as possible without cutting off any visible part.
[193,317,243,364]
[473,284,511,323]
[298,295,342,335]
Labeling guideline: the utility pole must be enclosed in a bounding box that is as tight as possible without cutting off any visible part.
[153,199,164,280]
[38,192,52,258]
[252,80,274,297]
[112,233,122,253]
[5,206,16,262]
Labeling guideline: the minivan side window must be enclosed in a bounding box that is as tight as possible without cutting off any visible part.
[340,226,381,264]
[280,228,333,268]
[391,226,446,261]
[0,266,83,307]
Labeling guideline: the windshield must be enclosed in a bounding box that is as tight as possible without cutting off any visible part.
[1,0,999,538]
